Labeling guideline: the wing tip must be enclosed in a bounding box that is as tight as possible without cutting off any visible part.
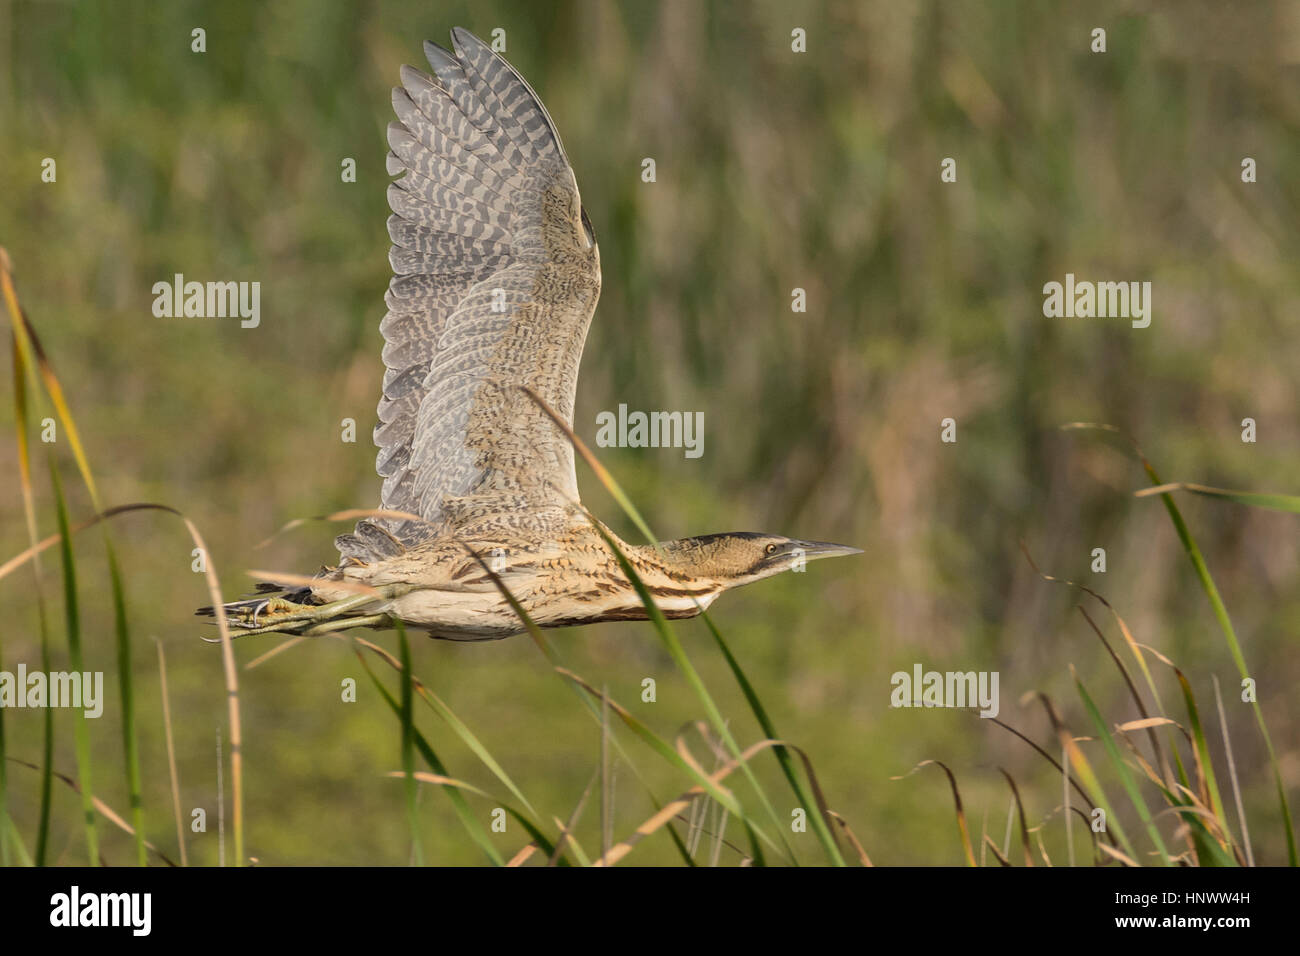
[424,36,459,73]
[448,26,480,55]
[399,62,438,92]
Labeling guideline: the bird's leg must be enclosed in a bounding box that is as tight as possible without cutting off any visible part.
[210,584,411,638]
[301,613,390,636]
[253,588,400,626]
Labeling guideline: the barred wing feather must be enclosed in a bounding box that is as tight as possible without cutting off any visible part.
[337,28,600,563]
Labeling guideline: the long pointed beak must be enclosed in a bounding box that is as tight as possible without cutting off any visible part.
[794,540,864,561]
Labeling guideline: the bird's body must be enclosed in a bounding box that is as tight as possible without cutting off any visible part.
[201,28,859,641]
[314,522,723,641]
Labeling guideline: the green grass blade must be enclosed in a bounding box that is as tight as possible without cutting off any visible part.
[894,760,976,865]
[1074,672,1170,865]
[1181,814,1237,867]
[552,665,776,861]
[35,648,54,865]
[350,634,539,819]
[458,542,737,866]
[4,814,33,866]
[419,690,538,820]
[647,791,697,866]
[1137,461,1297,865]
[1041,693,1138,863]
[8,260,148,865]
[1112,734,1237,866]
[389,770,560,862]
[1065,424,1296,865]
[356,648,508,866]
[1021,542,1197,809]
[523,636,699,865]
[1140,482,1300,514]
[1171,669,1229,841]
[575,519,801,863]
[104,543,145,865]
[11,327,56,865]
[396,623,425,866]
[697,608,847,864]
[50,459,98,864]
[5,755,178,865]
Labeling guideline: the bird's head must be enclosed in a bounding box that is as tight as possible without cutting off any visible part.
[662,531,862,590]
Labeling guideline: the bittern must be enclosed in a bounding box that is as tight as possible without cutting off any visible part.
[200,28,859,641]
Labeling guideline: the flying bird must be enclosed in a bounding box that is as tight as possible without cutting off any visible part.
[200,28,859,641]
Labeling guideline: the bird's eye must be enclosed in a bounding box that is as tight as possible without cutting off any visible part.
[765,543,778,555]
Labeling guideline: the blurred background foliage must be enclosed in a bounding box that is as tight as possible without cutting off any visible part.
[1,0,1298,865]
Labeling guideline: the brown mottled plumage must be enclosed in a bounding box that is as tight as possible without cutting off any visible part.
[199,28,859,642]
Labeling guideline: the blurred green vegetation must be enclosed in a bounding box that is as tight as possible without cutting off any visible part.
[1,0,1298,865]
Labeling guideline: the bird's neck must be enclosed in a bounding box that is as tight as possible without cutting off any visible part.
[622,538,722,588]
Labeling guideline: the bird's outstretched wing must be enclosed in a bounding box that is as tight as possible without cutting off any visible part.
[338,28,600,564]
